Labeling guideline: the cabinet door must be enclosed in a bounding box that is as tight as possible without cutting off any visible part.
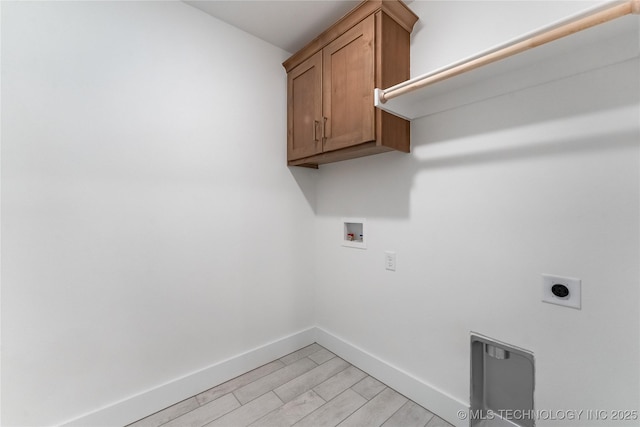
[287,51,323,161]
[322,15,375,152]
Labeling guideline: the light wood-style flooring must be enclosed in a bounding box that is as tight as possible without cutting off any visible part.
[127,343,454,427]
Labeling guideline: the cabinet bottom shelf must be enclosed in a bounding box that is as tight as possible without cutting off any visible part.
[288,141,406,168]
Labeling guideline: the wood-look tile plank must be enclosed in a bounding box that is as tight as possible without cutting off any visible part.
[426,415,456,427]
[162,393,240,427]
[382,401,434,427]
[293,389,367,427]
[126,344,449,427]
[274,357,350,403]
[313,365,367,401]
[196,360,286,405]
[126,397,199,427]
[351,375,386,400]
[337,387,408,427]
[248,390,326,427]
[307,348,336,365]
[234,357,317,404]
[280,344,322,365]
[205,392,282,427]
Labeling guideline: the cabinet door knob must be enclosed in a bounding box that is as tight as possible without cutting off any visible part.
[313,120,320,142]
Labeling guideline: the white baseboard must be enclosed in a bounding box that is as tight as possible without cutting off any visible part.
[60,326,468,427]
[60,327,317,427]
[315,327,470,427]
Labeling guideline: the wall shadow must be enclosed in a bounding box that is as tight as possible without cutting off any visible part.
[309,58,639,220]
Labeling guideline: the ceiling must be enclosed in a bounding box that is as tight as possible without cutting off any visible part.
[183,1,361,53]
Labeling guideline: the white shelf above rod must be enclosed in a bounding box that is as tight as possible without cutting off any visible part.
[375,0,640,120]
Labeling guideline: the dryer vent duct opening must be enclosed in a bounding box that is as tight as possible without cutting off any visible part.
[486,344,510,360]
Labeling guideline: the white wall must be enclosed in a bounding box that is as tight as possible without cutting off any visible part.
[1,1,316,425]
[409,0,603,75]
[3,1,639,426]
[315,1,639,426]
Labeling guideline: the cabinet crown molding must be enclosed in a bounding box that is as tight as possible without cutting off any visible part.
[283,0,418,73]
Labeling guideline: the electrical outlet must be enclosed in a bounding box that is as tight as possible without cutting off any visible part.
[542,274,581,309]
[385,251,396,271]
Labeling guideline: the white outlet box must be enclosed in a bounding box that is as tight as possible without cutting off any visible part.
[541,274,581,309]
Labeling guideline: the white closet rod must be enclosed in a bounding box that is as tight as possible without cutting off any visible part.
[378,0,640,103]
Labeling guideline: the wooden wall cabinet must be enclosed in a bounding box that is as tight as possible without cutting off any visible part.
[283,0,418,168]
